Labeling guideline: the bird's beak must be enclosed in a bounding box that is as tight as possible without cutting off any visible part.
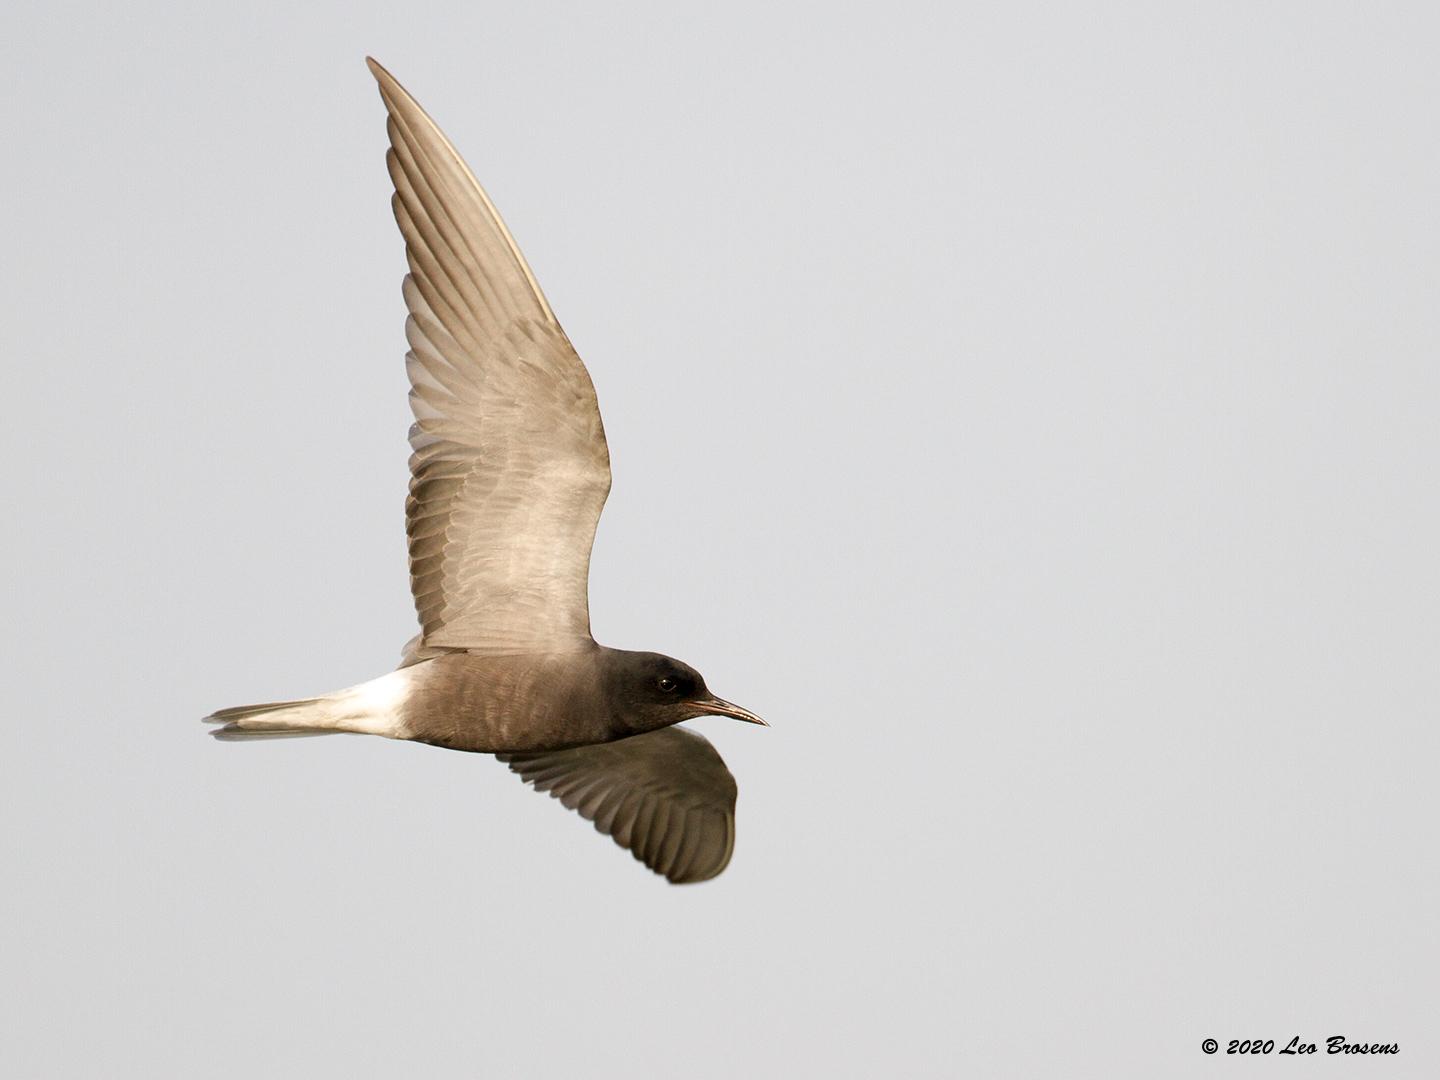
[688,694,768,726]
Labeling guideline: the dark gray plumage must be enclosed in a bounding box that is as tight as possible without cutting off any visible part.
[500,726,738,884]
[204,58,765,885]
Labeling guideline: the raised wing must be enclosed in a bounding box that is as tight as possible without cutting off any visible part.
[369,58,611,654]
[498,727,739,884]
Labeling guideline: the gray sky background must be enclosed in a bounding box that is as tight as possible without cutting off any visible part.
[3,2,1438,1076]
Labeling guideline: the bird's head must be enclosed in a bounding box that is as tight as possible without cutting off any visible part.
[604,650,767,735]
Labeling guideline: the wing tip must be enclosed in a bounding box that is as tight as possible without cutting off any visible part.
[366,56,406,99]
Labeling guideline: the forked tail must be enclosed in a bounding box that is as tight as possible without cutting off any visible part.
[204,699,339,740]
[204,671,413,742]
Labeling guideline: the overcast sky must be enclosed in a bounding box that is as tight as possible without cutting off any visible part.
[3,2,1438,1076]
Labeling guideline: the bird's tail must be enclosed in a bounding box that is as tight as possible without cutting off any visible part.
[205,698,340,740]
[204,671,413,741]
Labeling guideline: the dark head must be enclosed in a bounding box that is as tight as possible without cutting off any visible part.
[602,649,766,735]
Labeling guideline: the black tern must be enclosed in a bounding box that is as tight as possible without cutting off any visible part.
[206,58,766,884]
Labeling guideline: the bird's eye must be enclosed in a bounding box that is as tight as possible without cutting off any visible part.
[657,676,678,693]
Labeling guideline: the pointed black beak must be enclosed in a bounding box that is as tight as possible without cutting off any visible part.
[688,694,768,726]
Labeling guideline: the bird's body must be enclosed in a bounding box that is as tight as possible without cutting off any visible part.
[205,59,765,884]
[401,649,622,753]
[213,648,723,754]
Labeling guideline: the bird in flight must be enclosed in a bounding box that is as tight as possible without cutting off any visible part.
[206,58,767,884]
